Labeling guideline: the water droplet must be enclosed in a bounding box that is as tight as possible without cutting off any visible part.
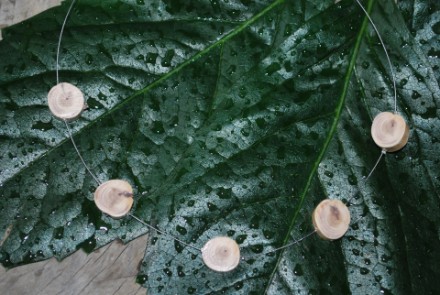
[381,254,391,263]
[234,281,243,290]
[53,227,64,239]
[86,97,103,109]
[250,244,263,253]
[255,118,267,129]
[284,24,292,36]
[217,188,232,199]
[360,267,370,275]
[411,91,421,100]
[99,226,108,233]
[151,121,165,134]
[146,52,158,64]
[227,9,240,18]
[85,54,93,65]
[161,49,175,67]
[136,274,148,284]
[294,264,304,276]
[420,106,436,119]
[176,225,187,235]
[31,121,54,131]
[207,202,218,211]
[263,229,274,239]
[236,234,247,244]
[324,170,334,178]
[163,268,172,277]
[432,21,440,34]
[249,216,260,229]
[177,265,185,277]
[227,65,236,75]
[399,78,408,86]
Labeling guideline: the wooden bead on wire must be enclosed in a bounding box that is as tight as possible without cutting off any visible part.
[48,82,85,120]
[371,112,409,152]
[94,179,133,218]
[202,236,240,272]
[312,199,350,240]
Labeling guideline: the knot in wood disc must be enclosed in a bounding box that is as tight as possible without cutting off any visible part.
[94,179,133,218]
[371,112,409,152]
[201,236,240,272]
[312,199,350,240]
[48,82,85,120]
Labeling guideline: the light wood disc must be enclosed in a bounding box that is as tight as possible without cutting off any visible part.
[371,112,409,152]
[94,179,133,218]
[48,82,85,120]
[312,199,350,240]
[202,236,240,272]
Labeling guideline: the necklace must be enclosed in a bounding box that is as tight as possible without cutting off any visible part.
[2,0,414,293]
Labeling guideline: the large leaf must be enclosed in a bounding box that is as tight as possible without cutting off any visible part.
[1,0,439,294]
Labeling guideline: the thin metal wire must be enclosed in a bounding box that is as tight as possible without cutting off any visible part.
[129,214,202,252]
[350,214,365,226]
[56,0,77,84]
[364,149,386,182]
[51,0,394,263]
[261,0,397,254]
[56,0,101,186]
[264,229,317,255]
[64,120,102,185]
[267,148,384,255]
[355,0,398,113]
[346,150,386,206]
[267,151,386,255]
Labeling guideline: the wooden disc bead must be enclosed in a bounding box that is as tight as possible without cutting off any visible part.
[48,82,85,120]
[371,112,409,152]
[201,236,240,272]
[312,199,350,240]
[94,179,133,218]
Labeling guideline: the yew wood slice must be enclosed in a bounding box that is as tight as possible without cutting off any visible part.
[371,112,409,152]
[48,82,85,120]
[94,179,133,218]
[202,236,240,272]
[312,199,350,240]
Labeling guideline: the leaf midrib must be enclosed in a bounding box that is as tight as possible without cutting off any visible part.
[1,0,285,185]
[264,0,375,292]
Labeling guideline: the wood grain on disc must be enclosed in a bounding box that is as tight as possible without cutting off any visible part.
[202,237,240,272]
[312,199,350,240]
[48,82,85,120]
[94,179,133,218]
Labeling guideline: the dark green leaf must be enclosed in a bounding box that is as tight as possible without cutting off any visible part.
[0,0,439,294]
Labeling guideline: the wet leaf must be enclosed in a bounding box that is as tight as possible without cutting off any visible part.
[0,0,439,294]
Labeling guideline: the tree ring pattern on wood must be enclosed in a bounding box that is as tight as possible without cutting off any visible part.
[201,236,240,272]
[312,199,350,240]
[94,179,134,218]
[48,82,85,120]
[371,112,409,152]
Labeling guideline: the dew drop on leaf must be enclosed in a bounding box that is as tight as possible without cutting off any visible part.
[136,274,148,284]
[294,264,304,276]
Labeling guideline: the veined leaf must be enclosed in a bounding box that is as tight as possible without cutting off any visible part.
[0,0,439,294]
